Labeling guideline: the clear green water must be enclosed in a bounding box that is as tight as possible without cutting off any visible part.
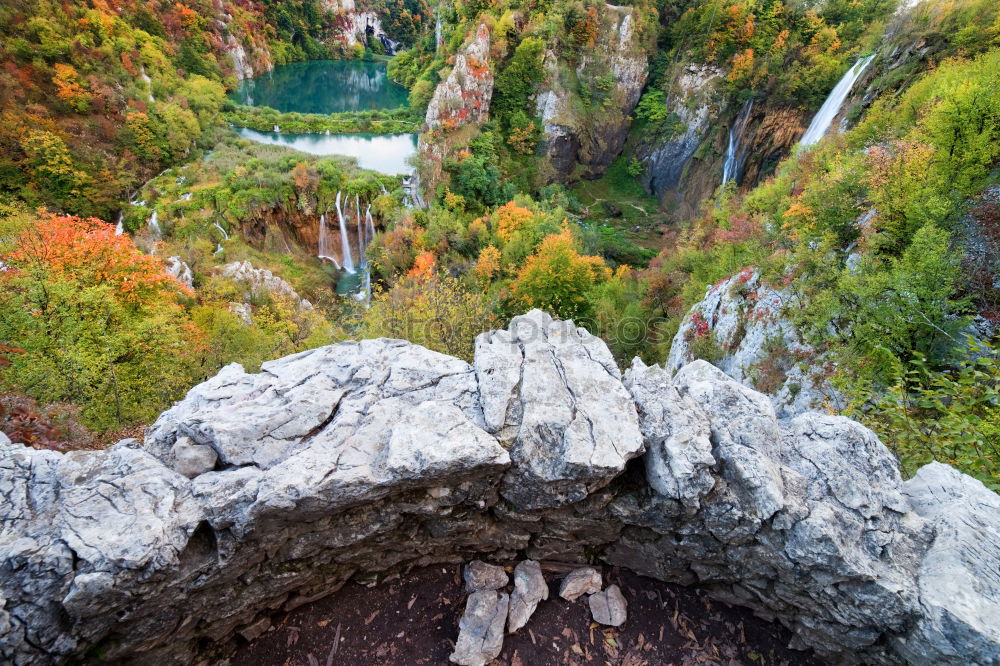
[230,60,409,114]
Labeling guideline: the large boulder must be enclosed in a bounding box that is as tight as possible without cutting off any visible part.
[474,309,644,510]
[896,462,1000,665]
[610,360,935,661]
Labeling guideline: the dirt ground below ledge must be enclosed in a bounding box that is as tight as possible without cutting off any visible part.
[232,564,822,666]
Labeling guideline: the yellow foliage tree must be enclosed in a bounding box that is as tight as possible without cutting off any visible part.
[510,226,610,320]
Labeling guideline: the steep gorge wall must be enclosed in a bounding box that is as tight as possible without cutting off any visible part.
[534,4,650,182]
[1,311,998,665]
[636,64,808,217]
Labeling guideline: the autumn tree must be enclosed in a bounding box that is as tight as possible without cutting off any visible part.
[0,214,202,429]
[510,225,611,320]
[359,274,496,361]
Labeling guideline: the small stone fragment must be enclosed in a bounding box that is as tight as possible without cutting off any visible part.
[463,560,508,592]
[559,567,602,601]
[507,560,548,633]
[450,590,509,666]
[171,436,218,478]
[589,585,627,627]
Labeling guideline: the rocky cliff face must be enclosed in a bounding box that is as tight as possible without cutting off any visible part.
[425,23,494,131]
[323,0,401,55]
[637,69,806,218]
[665,269,842,418]
[535,5,648,181]
[1,310,998,665]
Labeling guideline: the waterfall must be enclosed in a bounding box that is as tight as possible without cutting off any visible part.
[336,191,355,274]
[435,13,443,54]
[213,222,230,241]
[273,124,280,133]
[365,204,375,243]
[317,212,343,269]
[114,211,124,236]
[722,100,754,187]
[148,210,161,238]
[355,194,365,265]
[800,55,876,148]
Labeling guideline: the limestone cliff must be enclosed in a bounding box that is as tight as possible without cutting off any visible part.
[665,269,843,418]
[636,67,807,218]
[1,310,998,665]
[534,4,650,181]
[424,23,494,131]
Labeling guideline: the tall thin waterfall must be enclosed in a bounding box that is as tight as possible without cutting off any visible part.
[335,191,355,274]
[317,212,342,269]
[800,55,876,148]
[114,211,124,236]
[213,222,230,241]
[355,193,365,266]
[435,13,443,54]
[148,210,161,238]
[722,99,755,187]
[365,204,375,243]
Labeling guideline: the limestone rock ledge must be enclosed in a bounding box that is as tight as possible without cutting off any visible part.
[1,309,997,665]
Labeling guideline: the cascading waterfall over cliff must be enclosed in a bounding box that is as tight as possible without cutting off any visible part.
[317,212,342,269]
[335,191,355,274]
[722,99,755,187]
[147,210,161,240]
[317,190,380,282]
[799,55,876,147]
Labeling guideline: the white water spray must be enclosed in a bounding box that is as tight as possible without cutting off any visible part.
[317,212,343,269]
[114,212,124,236]
[213,222,230,241]
[722,100,755,187]
[148,210,161,238]
[800,55,875,148]
[335,191,355,274]
[355,194,365,265]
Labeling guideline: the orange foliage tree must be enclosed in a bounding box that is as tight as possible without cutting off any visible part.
[0,214,202,429]
[510,225,611,319]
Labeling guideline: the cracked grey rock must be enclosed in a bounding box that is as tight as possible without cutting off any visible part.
[624,359,715,511]
[170,436,217,478]
[507,560,547,633]
[665,270,843,417]
[559,567,602,601]
[609,360,935,661]
[463,560,508,593]
[450,590,508,666]
[895,462,1000,665]
[0,317,998,666]
[475,309,644,510]
[589,585,627,627]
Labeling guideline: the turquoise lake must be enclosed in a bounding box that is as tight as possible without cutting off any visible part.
[230,60,409,114]
[232,60,417,175]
